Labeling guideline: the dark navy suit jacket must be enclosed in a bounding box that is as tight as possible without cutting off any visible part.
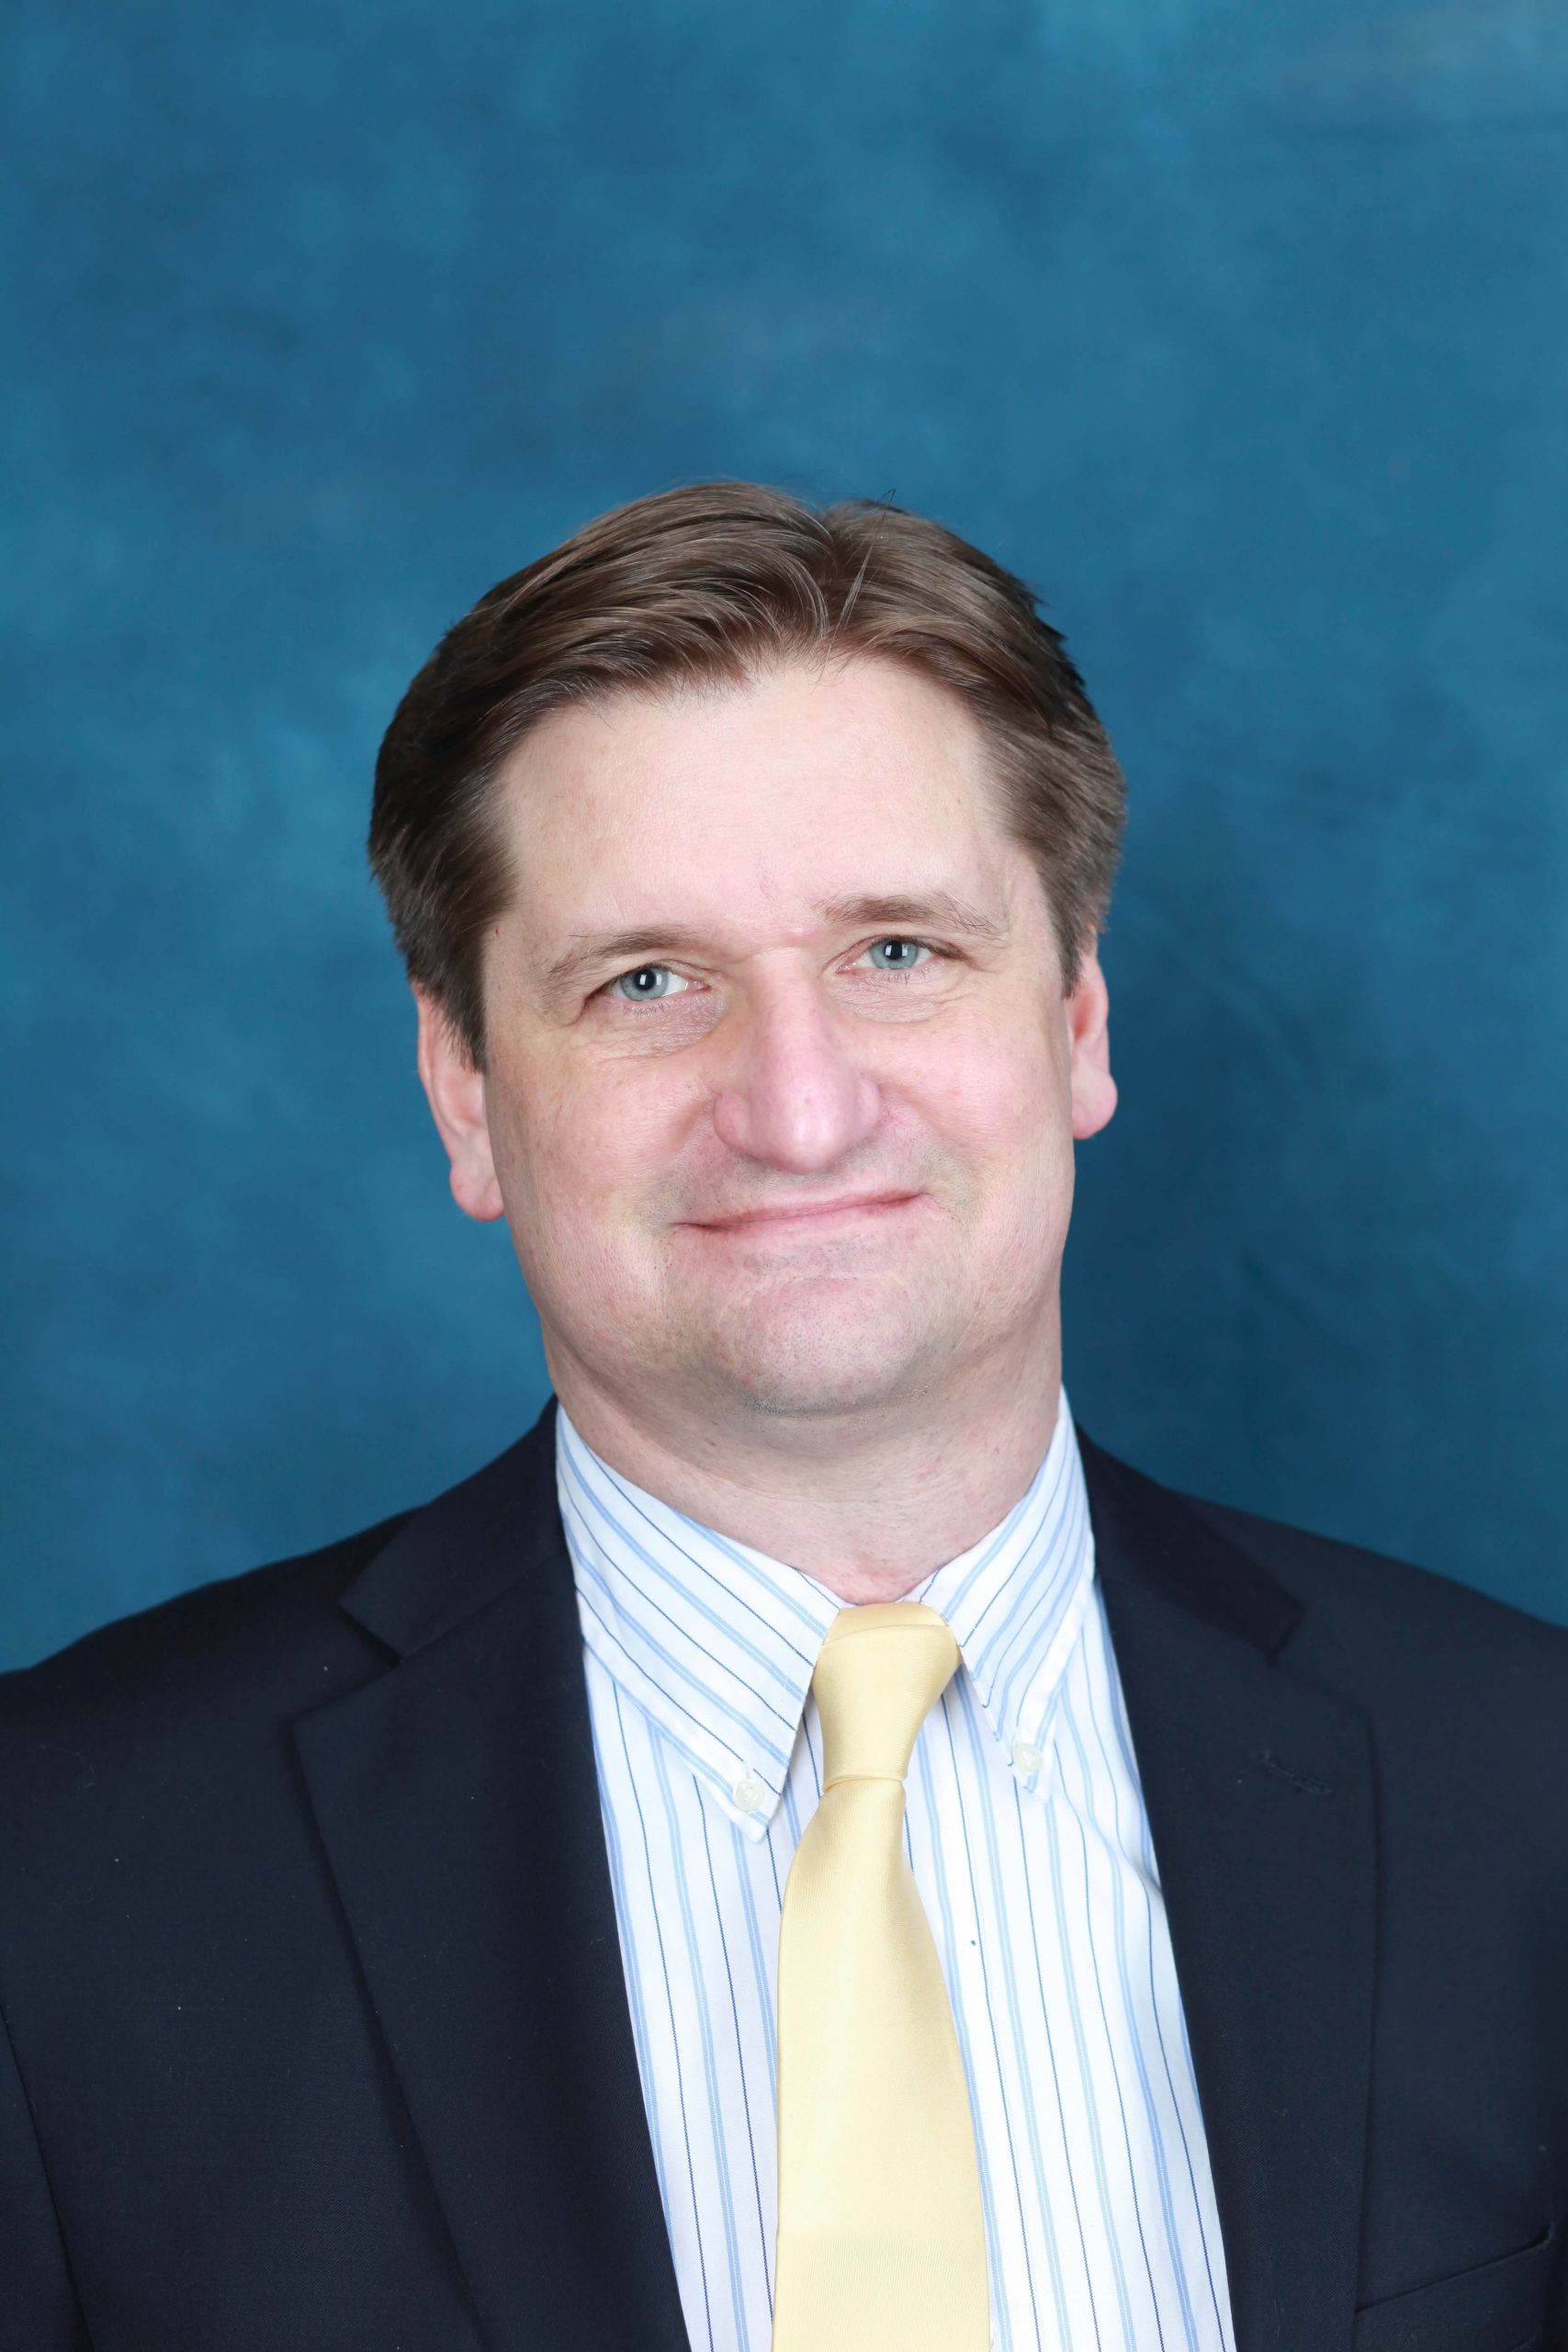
[2,1396,1565,2350]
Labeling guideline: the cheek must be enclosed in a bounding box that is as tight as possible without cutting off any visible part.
[494,1077,667,1317]
[916,1019,1066,1157]
[501,1058,684,1218]
[925,1052,1075,1258]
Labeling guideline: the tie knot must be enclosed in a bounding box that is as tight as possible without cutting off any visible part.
[811,1602,961,1787]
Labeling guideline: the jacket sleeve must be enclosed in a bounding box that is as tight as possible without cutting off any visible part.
[0,1997,89,2351]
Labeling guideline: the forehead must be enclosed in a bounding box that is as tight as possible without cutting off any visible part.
[495,657,1020,933]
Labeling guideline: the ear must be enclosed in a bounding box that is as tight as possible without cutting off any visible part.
[1065,945,1117,1142]
[412,984,507,1222]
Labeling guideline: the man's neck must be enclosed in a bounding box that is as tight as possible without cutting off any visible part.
[547,1343,1065,1604]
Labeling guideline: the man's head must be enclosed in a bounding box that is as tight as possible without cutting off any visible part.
[369,482,1123,1453]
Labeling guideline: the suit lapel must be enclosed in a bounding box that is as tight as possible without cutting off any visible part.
[292,1398,690,2352]
[1081,1434,1377,2352]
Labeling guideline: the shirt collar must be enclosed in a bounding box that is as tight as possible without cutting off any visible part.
[556,1387,1095,1838]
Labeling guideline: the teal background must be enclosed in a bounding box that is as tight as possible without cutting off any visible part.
[3,2,1564,1668]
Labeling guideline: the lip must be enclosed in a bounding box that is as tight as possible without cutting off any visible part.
[690,1192,920,1234]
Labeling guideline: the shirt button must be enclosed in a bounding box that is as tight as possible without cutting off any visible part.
[1011,1739,1044,1777]
[732,1773,769,1814]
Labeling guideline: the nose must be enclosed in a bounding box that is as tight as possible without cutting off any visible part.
[709,975,883,1172]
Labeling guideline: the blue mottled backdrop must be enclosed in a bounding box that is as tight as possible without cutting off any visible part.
[3,0,1564,1666]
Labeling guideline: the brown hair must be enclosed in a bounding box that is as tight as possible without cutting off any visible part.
[368,481,1126,1069]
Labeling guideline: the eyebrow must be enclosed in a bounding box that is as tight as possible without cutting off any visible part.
[537,890,1010,1005]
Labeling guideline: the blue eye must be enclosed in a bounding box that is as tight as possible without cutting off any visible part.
[863,938,931,972]
[608,964,691,1001]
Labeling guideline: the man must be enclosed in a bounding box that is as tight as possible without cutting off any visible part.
[1,483,1563,2352]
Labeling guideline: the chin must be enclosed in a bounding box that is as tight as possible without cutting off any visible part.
[694,1313,954,1421]
[712,1368,921,1421]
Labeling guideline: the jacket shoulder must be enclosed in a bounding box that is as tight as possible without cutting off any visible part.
[1166,1478,1568,1787]
[1180,1481,1568,1654]
[0,1507,417,1738]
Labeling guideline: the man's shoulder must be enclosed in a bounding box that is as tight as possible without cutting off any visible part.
[0,1396,560,1782]
[1156,1466,1568,1765]
[0,1505,418,1750]
[1179,1475,1567,1647]
[0,1405,563,1788]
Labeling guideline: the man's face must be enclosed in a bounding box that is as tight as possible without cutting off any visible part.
[417,657,1116,1432]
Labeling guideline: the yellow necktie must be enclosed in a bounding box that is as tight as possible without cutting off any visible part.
[771,1601,990,2352]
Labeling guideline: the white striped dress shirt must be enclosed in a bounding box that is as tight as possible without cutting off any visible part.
[556,1388,1236,2352]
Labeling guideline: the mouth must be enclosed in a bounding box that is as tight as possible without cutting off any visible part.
[687,1192,921,1237]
